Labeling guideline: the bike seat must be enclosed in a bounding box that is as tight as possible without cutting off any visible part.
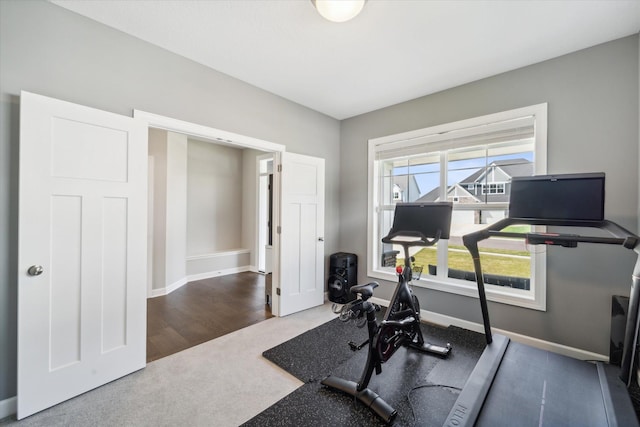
[350,282,379,300]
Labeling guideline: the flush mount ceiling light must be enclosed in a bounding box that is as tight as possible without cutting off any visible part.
[312,0,366,23]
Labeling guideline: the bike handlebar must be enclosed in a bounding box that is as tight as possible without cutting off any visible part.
[381,229,443,247]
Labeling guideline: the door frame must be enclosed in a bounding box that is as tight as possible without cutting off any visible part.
[133,110,286,315]
[256,154,274,274]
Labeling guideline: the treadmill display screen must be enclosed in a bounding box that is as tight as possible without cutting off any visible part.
[508,173,605,221]
[389,202,453,239]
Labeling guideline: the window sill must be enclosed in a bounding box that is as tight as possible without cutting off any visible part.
[368,268,546,311]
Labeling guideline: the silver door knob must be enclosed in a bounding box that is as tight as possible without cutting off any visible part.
[27,265,43,276]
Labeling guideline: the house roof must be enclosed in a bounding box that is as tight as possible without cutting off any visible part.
[461,159,533,184]
[416,158,533,203]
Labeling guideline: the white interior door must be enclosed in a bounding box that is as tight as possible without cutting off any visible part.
[17,91,148,419]
[277,152,325,316]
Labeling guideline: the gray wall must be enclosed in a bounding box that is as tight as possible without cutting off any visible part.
[187,140,244,255]
[340,35,640,356]
[0,0,340,402]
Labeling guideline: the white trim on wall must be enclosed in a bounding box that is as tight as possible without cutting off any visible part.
[149,277,188,298]
[147,263,252,298]
[186,266,251,283]
[186,248,250,260]
[186,249,250,277]
[147,156,155,298]
[0,396,16,420]
[133,110,286,153]
[256,153,274,274]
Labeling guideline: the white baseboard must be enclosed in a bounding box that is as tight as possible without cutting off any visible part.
[148,277,188,298]
[187,266,250,282]
[0,396,16,420]
[147,266,251,299]
[369,296,608,362]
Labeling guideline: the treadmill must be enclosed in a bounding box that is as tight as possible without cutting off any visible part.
[444,173,640,427]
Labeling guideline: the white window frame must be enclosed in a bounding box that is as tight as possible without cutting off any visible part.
[367,103,548,310]
[482,182,506,194]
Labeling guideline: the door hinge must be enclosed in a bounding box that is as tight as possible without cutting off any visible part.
[276,288,281,296]
[277,226,281,234]
[278,164,282,172]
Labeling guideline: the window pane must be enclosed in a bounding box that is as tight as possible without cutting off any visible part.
[397,245,438,277]
[440,141,535,288]
[409,153,440,202]
[379,153,441,270]
[478,224,532,290]
[381,154,441,204]
[381,174,408,204]
[380,208,398,270]
[447,146,488,204]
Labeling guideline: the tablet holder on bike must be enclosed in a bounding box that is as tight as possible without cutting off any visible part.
[321,203,453,424]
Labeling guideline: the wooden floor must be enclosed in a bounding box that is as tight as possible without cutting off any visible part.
[146,272,273,362]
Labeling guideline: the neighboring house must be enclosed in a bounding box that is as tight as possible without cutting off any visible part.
[457,158,533,204]
[418,158,532,204]
[417,158,533,224]
[392,175,421,202]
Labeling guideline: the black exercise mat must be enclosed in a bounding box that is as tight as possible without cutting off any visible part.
[261,316,371,383]
[248,316,485,426]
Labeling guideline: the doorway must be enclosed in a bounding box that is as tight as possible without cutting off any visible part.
[139,112,285,362]
[137,109,325,332]
[257,155,274,274]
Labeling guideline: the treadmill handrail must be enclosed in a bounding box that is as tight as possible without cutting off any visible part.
[462,217,640,387]
[489,231,634,247]
[463,218,639,249]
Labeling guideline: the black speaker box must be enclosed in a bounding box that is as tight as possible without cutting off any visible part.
[328,252,357,304]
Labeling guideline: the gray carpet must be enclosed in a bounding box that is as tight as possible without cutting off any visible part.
[0,304,340,427]
[249,316,486,426]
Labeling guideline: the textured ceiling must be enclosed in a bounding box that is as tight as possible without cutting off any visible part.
[51,0,640,120]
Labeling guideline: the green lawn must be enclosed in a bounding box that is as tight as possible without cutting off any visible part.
[399,245,530,278]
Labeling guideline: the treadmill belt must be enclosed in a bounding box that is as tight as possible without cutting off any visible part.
[476,341,607,427]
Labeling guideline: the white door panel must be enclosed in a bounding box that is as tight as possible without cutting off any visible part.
[278,152,325,316]
[18,91,147,419]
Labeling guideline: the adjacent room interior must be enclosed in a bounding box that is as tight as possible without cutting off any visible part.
[146,129,276,361]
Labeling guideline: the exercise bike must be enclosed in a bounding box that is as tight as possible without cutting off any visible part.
[321,202,453,424]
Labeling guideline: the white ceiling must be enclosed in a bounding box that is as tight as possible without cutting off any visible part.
[51,0,640,120]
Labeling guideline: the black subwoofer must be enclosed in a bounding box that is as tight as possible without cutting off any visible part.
[328,252,357,304]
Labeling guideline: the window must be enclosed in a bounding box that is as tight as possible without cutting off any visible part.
[367,104,548,310]
[392,184,403,201]
[482,183,505,194]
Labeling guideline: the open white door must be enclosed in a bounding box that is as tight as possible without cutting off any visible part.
[17,92,148,419]
[276,152,325,316]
